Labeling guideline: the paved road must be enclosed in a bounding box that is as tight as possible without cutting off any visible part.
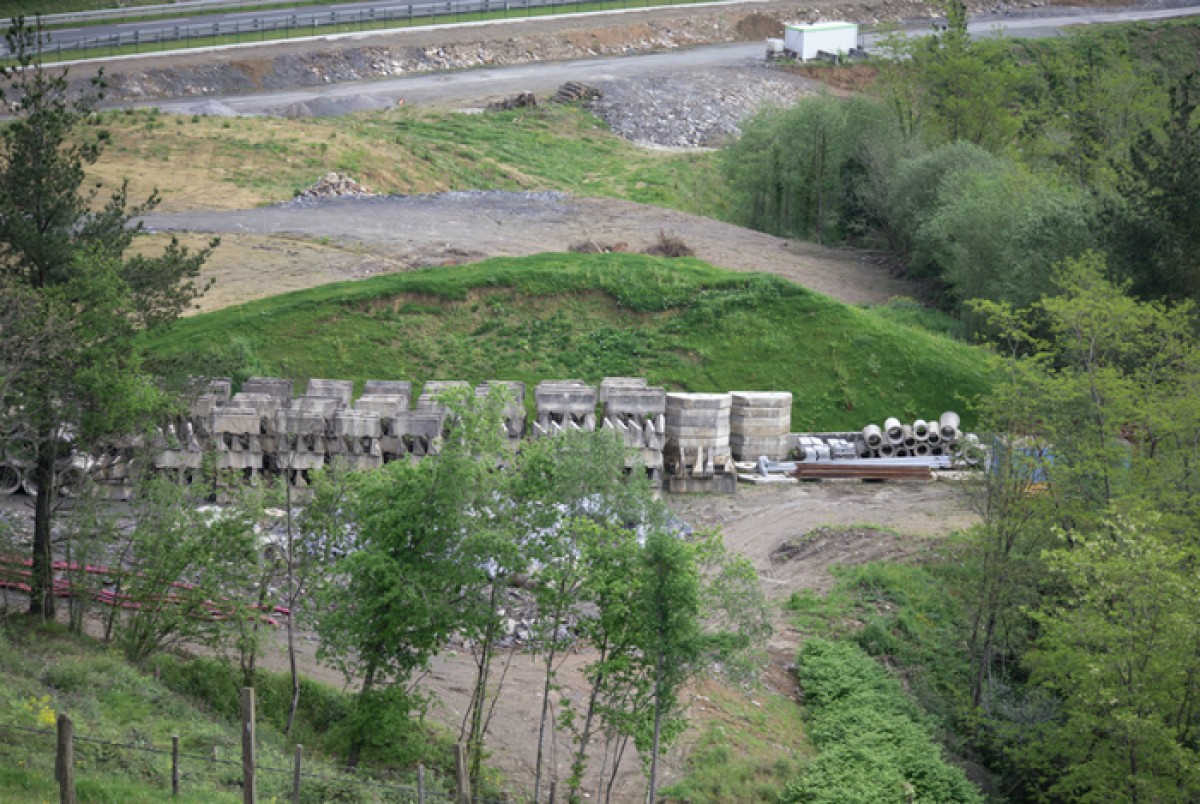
[140,6,1200,115]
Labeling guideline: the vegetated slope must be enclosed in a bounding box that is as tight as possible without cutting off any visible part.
[0,620,455,804]
[143,253,990,431]
[86,105,724,217]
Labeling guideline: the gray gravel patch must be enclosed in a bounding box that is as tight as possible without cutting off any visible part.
[269,92,396,118]
[180,99,241,116]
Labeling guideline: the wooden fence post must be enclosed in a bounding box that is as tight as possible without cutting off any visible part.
[548,780,557,804]
[172,734,180,796]
[417,762,425,804]
[292,744,303,803]
[453,743,470,804]
[56,713,75,804]
[241,687,256,804]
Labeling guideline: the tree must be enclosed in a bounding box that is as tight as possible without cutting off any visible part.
[0,17,214,620]
[1109,72,1200,304]
[314,386,517,768]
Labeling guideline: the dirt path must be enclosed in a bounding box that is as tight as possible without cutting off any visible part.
[143,193,911,309]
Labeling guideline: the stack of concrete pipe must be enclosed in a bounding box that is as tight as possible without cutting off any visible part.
[729,392,792,461]
[853,411,982,465]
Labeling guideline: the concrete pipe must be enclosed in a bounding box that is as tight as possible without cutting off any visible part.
[863,424,883,449]
[855,438,871,458]
[0,464,20,495]
[930,445,944,456]
[914,443,930,457]
[902,425,917,448]
[895,448,911,458]
[21,469,37,496]
[884,417,903,442]
[939,411,961,440]
[913,419,929,439]
[927,428,942,446]
[879,442,895,458]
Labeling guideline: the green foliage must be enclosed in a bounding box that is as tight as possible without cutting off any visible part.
[724,94,909,245]
[783,639,981,804]
[140,253,991,432]
[1020,517,1200,802]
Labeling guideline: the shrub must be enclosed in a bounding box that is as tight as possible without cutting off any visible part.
[783,639,981,804]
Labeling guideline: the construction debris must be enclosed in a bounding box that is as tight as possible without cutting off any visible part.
[486,92,539,111]
[553,82,603,103]
[295,172,376,200]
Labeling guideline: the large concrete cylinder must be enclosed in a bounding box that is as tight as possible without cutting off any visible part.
[862,424,883,449]
[0,464,19,495]
[913,419,929,440]
[884,417,903,444]
[939,411,961,440]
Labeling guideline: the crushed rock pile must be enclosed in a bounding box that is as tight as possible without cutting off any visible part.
[589,67,812,148]
[296,172,376,199]
[180,99,240,116]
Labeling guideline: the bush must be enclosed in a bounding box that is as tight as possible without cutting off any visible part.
[783,639,981,804]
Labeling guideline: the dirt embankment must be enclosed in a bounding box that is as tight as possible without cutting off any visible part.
[52,0,1000,103]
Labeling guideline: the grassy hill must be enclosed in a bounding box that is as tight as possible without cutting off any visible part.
[0,619,458,804]
[144,253,991,431]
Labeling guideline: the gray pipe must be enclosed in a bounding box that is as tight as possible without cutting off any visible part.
[927,428,942,446]
[895,448,911,458]
[862,424,883,449]
[884,417,903,442]
[879,442,895,457]
[20,469,37,496]
[939,411,961,440]
[913,419,929,439]
[914,443,930,456]
[902,424,916,448]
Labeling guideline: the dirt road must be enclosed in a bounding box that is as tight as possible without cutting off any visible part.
[143,193,912,310]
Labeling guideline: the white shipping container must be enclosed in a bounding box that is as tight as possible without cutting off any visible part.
[783,21,859,61]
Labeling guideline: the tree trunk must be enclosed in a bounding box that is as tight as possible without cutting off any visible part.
[285,475,300,736]
[647,642,664,804]
[569,641,608,801]
[533,611,563,804]
[348,661,378,769]
[29,434,55,620]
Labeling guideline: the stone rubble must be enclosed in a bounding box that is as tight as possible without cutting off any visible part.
[295,172,376,200]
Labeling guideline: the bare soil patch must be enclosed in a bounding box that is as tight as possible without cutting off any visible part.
[141,193,914,308]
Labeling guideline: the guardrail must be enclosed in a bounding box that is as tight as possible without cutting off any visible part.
[4,0,356,27]
[5,0,702,63]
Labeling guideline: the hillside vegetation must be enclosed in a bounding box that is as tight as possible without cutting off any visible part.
[85,104,724,217]
[143,253,989,431]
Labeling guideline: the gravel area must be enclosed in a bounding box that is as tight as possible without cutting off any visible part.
[589,63,813,147]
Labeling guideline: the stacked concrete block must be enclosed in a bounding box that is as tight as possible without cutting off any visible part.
[417,381,471,414]
[275,399,336,480]
[363,380,412,409]
[305,379,355,409]
[664,393,737,492]
[476,381,527,441]
[729,392,793,461]
[533,381,596,437]
[210,406,263,472]
[330,409,384,470]
[355,394,409,459]
[153,421,204,473]
[600,378,667,486]
[391,411,446,458]
[241,377,294,401]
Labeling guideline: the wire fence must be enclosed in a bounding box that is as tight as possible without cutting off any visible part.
[0,708,524,804]
[4,0,717,64]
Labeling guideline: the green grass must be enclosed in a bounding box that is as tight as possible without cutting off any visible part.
[85,105,728,220]
[143,253,992,432]
[0,618,459,803]
[661,682,814,804]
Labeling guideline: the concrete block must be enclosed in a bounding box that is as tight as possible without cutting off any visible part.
[602,388,666,418]
[211,407,260,435]
[729,422,790,438]
[730,391,793,408]
[306,379,354,408]
[291,397,339,418]
[276,409,329,437]
[334,410,383,438]
[598,377,647,403]
[417,381,471,412]
[363,380,412,405]
[356,395,408,420]
[242,377,294,400]
[665,393,732,411]
[729,407,792,421]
